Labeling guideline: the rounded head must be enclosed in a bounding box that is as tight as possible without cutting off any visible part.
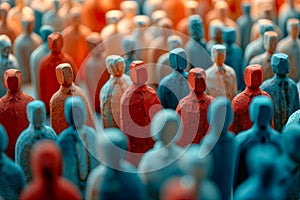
[262,4,273,20]
[4,69,22,92]
[0,124,8,152]
[0,2,10,17]
[282,124,300,164]
[241,2,251,14]
[86,32,103,53]
[133,15,150,28]
[130,60,148,85]
[184,0,199,16]
[0,34,11,58]
[27,100,46,127]
[106,55,125,77]
[263,31,278,52]
[96,128,128,167]
[271,53,290,75]
[249,96,273,125]
[244,64,264,88]
[208,96,233,132]
[287,18,300,39]
[48,32,63,53]
[64,96,86,128]
[105,10,123,24]
[31,141,62,180]
[120,0,138,15]
[122,35,136,53]
[39,25,54,43]
[70,7,81,26]
[53,0,60,9]
[209,20,223,40]
[167,35,183,51]
[215,1,228,18]
[55,63,74,86]
[151,109,182,145]
[211,44,226,66]
[257,19,274,35]
[169,48,187,71]
[151,10,167,24]
[21,14,35,33]
[158,17,173,29]
[188,15,204,39]
[222,27,236,44]
[188,68,206,94]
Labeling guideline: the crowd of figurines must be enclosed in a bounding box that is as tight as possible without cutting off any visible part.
[1,0,300,199]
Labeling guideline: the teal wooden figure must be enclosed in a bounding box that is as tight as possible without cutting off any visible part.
[237,3,254,50]
[122,36,137,74]
[15,100,57,183]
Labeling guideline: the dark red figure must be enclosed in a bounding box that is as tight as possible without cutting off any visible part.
[231,64,272,134]
[120,61,161,166]
[38,32,77,112]
[176,68,214,146]
[0,69,34,159]
[20,141,81,200]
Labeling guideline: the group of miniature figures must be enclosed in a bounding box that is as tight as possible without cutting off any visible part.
[1,0,300,199]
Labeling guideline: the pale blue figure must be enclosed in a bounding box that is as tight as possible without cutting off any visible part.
[202,97,236,200]
[138,109,184,200]
[15,100,57,182]
[185,15,212,69]
[222,27,244,91]
[121,36,137,74]
[234,96,283,190]
[30,25,54,99]
[261,53,299,132]
[286,109,300,126]
[206,22,223,55]
[86,128,145,200]
[157,48,189,110]
[0,124,26,200]
[57,96,99,196]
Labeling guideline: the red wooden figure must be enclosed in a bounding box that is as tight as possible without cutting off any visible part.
[38,32,77,113]
[176,68,214,147]
[0,69,34,159]
[20,140,81,200]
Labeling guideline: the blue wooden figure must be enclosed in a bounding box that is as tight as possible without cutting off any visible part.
[157,48,190,110]
[222,27,244,91]
[86,128,145,200]
[185,15,212,69]
[206,21,223,55]
[138,109,184,200]
[30,25,54,99]
[202,97,236,200]
[15,100,57,182]
[234,96,283,190]
[121,36,137,74]
[0,124,26,200]
[261,53,299,132]
[57,96,99,196]
[286,109,300,126]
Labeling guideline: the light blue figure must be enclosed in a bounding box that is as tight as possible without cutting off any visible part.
[206,22,223,55]
[30,25,54,99]
[15,100,57,182]
[86,128,145,200]
[0,124,26,200]
[202,97,236,200]
[157,48,189,110]
[222,27,244,91]
[121,36,137,74]
[261,53,299,132]
[234,96,283,190]
[138,109,184,200]
[286,109,300,127]
[185,15,212,69]
[57,96,99,196]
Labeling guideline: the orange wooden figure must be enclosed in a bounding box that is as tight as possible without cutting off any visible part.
[161,0,185,28]
[0,3,17,48]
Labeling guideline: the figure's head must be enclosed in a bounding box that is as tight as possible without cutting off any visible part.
[39,25,54,43]
[282,124,300,164]
[262,4,273,20]
[215,1,228,19]
[0,2,10,19]
[122,36,135,54]
[241,2,251,15]
[130,60,148,85]
[188,15,204,40]
[27,100,46,128]
[106,55,125,77]
[249,96,273,127]
[263,31,278,53]
[211,44,226,67]
[151,109,182,146]
[169,48,187,72]
[48,32,63,53]
[287,18,299,39]
[53,0,60,10]
[258,19,274,35]
[21,14,35,34]
[184,0,199,17]
[0,124,8,153]
[271,53,290,76]
[133,15,150,28]
[188,68,206,94]
[105,10,123,24]
[4,69,22,92]
[209,20,223,41]
[70,7,81,27]
[167,35,183,51]
[151,10,167,25]
[86,32,104,53]
[158,18,173,36]
[0,34,11,58]
[222,27,236,45]
[120,0,138,17]
[64,96,86,128]
[244,64,264,89]
[55,63,74,87]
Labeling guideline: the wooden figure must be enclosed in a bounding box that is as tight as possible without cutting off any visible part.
[138,109,184,200]
[286,109,300,126]
[161,0,185,27]
[237,2,254,50]
[86,128,145,200]
[261,53,299,132]
[58,0,82,27]
[202,96,236,200]
[62,8,91,70]
[20,140,82,200]
[100,55,131,129]
[120,61,161,166]
[29,0,52,34]
[185,15,212,70]
[38,32,77,113]
[206,44,238,100]
[176,68,214,147]
[277,18,300,82]
[250,31,278,81]
[15,100,57,183]
[147,9,167,40]
[30,25,54,99]
[157,48,190,110]
[206,20,224,55]
[118,1,138,34]
[50,63,95,135]
[0,34,19,97]
[278,0,300,37]
[0,124,26,200]
[56,96,98,196]
[0,2,17,47]
[142,0,163,17]
[231,64,272,134]
[250,0,276,20]
[234,96,282,189]
[222,27,244,91]
[0,69,34,159]
[122,36,138,74]
[13,14,42,84]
